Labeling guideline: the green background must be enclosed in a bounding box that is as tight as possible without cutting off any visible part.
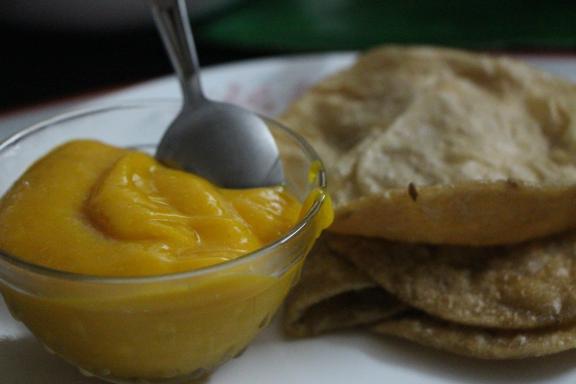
[197,0,576,51]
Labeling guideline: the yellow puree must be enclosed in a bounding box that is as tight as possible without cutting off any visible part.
[0,140,329,379]
[0,140,302,276]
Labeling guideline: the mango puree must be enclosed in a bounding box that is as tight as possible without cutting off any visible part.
[0,140,329,379]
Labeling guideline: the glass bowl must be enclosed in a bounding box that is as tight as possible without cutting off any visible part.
[0,101,330,383]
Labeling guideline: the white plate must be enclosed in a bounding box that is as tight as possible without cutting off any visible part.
[3,53,576,384]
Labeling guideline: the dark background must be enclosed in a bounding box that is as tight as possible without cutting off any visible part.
[0,22,259,113]
[2,0,576,114]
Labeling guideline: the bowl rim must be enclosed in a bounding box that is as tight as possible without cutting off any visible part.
[0,100,328,285]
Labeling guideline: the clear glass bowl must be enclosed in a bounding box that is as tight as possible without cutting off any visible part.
[0,101,330,383]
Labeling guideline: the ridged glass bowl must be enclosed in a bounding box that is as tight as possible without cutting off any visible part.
[0,101,330,383]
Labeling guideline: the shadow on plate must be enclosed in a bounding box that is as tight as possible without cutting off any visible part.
[328,331,576,383]
[0,336,95,384]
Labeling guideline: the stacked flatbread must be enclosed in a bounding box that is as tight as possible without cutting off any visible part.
[282,46,576,359]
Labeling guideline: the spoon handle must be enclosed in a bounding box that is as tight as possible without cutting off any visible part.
[149,0,204,104]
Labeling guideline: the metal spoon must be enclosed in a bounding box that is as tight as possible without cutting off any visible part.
[149,0,283,188]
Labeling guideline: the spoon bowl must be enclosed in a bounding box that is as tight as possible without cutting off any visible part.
[150,0,283,188]
[157,100,283,188]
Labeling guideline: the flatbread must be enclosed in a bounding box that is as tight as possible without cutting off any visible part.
[327,232,576,329]
[375,312,576,359]
[284,238,404,337]
[281,46,576,245]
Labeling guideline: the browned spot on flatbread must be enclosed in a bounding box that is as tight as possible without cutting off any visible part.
[408,183,418,202]
[506,179,520,189]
